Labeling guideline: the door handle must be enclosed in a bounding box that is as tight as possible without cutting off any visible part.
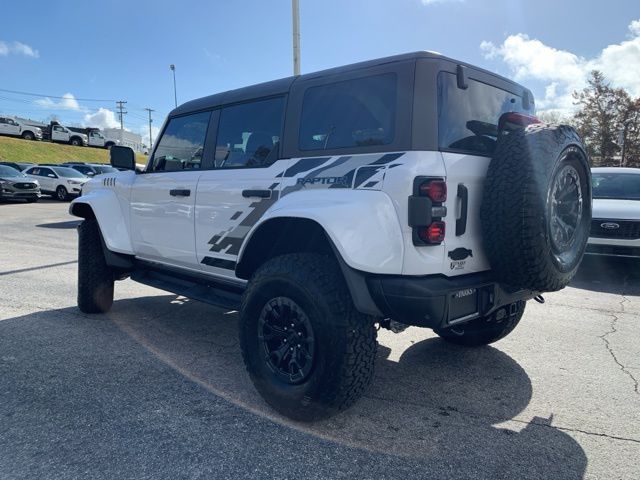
[169,189,191,197]
[456,184,468,236]
[242,189,271,199]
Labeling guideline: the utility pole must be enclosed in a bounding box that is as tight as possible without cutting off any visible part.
[144,107,155,148]
[169,64,177,107]
[292,0,300,76]
[116,100,127,131]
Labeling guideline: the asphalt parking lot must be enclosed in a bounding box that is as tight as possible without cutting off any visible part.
[1,199,639,480]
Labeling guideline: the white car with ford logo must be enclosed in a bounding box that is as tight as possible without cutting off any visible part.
[587,167,640,258]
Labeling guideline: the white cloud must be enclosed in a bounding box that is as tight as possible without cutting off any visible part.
[35,93,82,111]
[83,108,120,129]
[480,19,640,115]
[0,40,39,58]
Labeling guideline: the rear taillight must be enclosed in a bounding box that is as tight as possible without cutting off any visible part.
[418,179,447,203]
[409,177,447,245]
[418,221,446,244]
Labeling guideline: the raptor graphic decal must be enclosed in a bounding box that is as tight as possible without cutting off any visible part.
[201,152,406,264]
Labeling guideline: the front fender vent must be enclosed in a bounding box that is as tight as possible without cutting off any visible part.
[102,177,116,187]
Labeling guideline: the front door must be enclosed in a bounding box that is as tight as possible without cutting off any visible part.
[130,111,212,270]
[195,96,287,278]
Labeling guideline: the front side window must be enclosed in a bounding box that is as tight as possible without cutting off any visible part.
[215,97,285,168]
[438,72,533,156]
[299,73,397,151]
[151,111,211,172]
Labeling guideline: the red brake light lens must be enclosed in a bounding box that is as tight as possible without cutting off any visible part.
[418,221,446,244]
[498,112,541,132]
[419,180,447,203]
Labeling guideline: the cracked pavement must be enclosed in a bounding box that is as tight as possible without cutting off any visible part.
[1,200,639,479]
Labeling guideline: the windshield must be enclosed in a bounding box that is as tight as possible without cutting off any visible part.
[52,167,87,178]
[592,172,640,200]
[0,165,24,178]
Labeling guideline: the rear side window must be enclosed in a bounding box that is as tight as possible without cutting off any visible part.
[438,72,532,156]
[151,111,211,172]
[299,73,397,151]
[215,96,285,168]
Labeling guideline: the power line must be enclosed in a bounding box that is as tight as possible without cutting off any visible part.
[0,88,115,103]
[116,101,127,130]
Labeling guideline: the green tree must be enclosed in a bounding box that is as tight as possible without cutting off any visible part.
[572,71,630,166]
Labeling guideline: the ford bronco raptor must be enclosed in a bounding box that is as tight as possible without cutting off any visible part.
[70,52,591,421]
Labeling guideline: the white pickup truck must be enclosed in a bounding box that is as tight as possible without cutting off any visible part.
[86,129,119,149]
[0,116,43,140]
[41,122,88,146]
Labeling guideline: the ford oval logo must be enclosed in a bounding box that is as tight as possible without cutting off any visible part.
[600,222,620,229]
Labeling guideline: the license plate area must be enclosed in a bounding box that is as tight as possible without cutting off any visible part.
[447,287,479,325]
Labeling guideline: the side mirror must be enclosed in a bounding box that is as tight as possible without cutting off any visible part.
[110,145,136,171]
[87,172,95,177]
[48,174,55,178]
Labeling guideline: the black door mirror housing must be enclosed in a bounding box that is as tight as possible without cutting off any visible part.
[110,146,136,171]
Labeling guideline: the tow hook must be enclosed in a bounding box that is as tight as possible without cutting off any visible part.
[534,295,545,304]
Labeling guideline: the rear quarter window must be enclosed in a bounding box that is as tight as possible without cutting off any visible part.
[438,72,532,156]
[299,73,397,151]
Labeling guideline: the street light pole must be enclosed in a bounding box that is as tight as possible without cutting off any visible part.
[292,0,300,76]
[169,64,177,108]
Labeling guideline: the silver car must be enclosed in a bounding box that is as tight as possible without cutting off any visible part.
[0,165,41,202]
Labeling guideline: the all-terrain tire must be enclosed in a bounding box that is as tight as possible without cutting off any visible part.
[239,253,377,421]
[435,301,526,347]
[481,124,591,292]
[77,219,114,313]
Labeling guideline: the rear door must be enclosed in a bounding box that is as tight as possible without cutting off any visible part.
[437,70,533,275]
[129,111,212,270]
[195,96,287,277]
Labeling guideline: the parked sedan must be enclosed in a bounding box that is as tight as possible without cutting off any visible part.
[0,165,40,202]
[23,165,89,201]
[587,167,640,258]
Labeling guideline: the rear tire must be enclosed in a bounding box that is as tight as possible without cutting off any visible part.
[77,219,114,314]
[435,301,526,347]
[239,253,377,421]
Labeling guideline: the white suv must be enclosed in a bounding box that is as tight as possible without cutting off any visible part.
[70,52,591,421]
[25,165,89,200]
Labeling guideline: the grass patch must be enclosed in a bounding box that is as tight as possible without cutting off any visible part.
[0,136,147,165]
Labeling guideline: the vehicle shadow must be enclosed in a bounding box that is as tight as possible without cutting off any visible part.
[99,294,587,479]
[571,255,640,296]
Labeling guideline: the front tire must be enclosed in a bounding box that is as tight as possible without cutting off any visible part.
[22,131,35,140]
[77,219,114,313]
[239,253,377,421]
[435,301,526,347]
[70,137,81,146]
[55,186,68,201]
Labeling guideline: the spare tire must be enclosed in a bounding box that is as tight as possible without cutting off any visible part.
[481,124,591,292]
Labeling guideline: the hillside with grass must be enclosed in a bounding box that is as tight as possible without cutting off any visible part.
[0,136,147,165]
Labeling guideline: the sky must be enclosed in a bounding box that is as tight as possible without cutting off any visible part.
[1,0,638,145]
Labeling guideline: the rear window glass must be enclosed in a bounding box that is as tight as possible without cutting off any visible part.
[299,73,397,151]
[438,72,532,156]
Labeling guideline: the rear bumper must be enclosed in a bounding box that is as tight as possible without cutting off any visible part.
[367,272,537,329]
